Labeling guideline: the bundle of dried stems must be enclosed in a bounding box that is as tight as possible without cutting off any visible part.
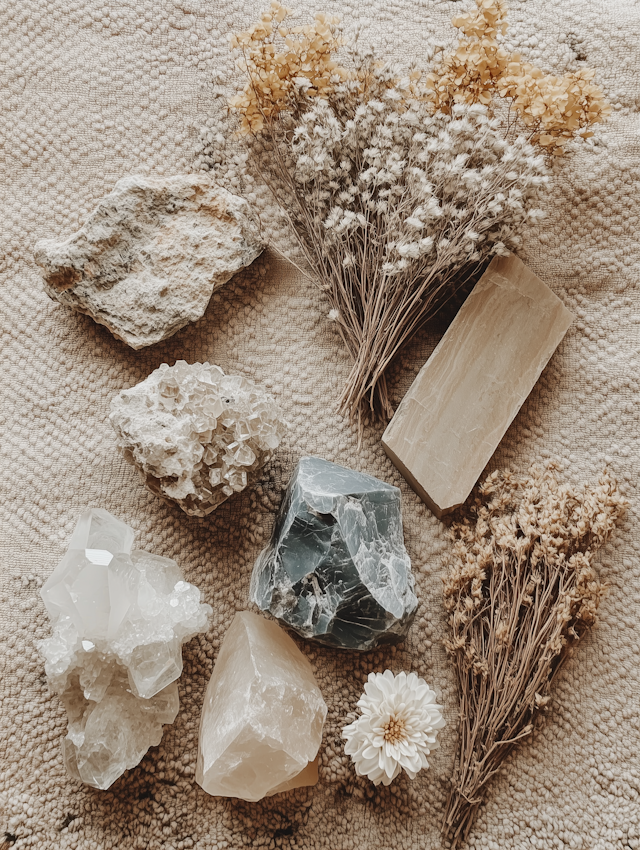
[247,93,548,427]
[442,464,626,847]
[226,1,608,429]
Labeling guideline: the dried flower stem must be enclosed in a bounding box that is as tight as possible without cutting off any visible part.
[441,464,626,847]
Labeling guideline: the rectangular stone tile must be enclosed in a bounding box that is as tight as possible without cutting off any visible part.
[382,254,574,518]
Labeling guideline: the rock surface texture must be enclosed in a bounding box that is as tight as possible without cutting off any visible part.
[382,254,574,518]
[110,361,287,516]
[34,174,264,348]
[250,457,418,650]
[196,611,327,802]
[39,509,212,790]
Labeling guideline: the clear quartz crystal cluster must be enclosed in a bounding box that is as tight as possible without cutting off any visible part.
[196,611,327,802]
[109,361,288,517]
[250,457,418,650]
[39,509,212,790]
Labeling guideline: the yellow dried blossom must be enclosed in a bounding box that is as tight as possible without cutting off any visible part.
[228,1,347,134]
[497,61,611,150]
[427,0,610,152]
[426,0,509,109]
[229,1,609,148]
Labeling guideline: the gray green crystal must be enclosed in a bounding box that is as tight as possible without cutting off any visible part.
[250,457,418,650]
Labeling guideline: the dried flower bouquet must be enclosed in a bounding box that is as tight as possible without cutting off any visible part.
[442,465,626,847]
[227,1,608,428]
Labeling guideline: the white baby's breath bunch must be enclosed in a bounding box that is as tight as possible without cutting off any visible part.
[228,3,551,428]
[342,670,446,786]
[286,85,548,422]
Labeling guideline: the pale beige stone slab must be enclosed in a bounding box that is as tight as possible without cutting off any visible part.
[382,254,574,518]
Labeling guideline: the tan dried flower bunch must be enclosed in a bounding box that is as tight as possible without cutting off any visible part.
[426,0,510,109]
[228,2,346,135]
[442,464,626,847]
[427,0,611,151]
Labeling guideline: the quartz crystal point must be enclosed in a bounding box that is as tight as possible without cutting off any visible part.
[39,508,212,790]
[109,361,288,517]
[382,254,574,518]
[34,175,264,348]
[196,611,327,801]
[250,457,418,651]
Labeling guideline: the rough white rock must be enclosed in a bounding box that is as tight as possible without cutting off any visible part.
[196,611,327,802]
[39,508,212,790]
[109,361,288,516]
[33,174,264,348]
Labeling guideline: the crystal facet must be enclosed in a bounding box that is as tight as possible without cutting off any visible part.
[39,509,212,790]
[109,361,288,516]
[196,611,327,802]
[250,457,418,651]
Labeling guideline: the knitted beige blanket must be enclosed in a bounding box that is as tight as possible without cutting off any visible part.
[1,0,639,847]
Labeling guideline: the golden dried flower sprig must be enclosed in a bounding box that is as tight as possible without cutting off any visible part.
[426,0,510,109]
[228,1,347,135]
[427,0,610,151]
[496,62,610,149]
[442,464,626,847]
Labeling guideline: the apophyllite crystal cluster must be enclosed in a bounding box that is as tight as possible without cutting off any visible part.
[39,509,211,790]
[110,361,288,516]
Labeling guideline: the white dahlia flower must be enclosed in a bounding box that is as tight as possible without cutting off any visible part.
[342,670,446,786]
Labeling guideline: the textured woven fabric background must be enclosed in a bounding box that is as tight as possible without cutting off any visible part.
[1,0,640,847]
